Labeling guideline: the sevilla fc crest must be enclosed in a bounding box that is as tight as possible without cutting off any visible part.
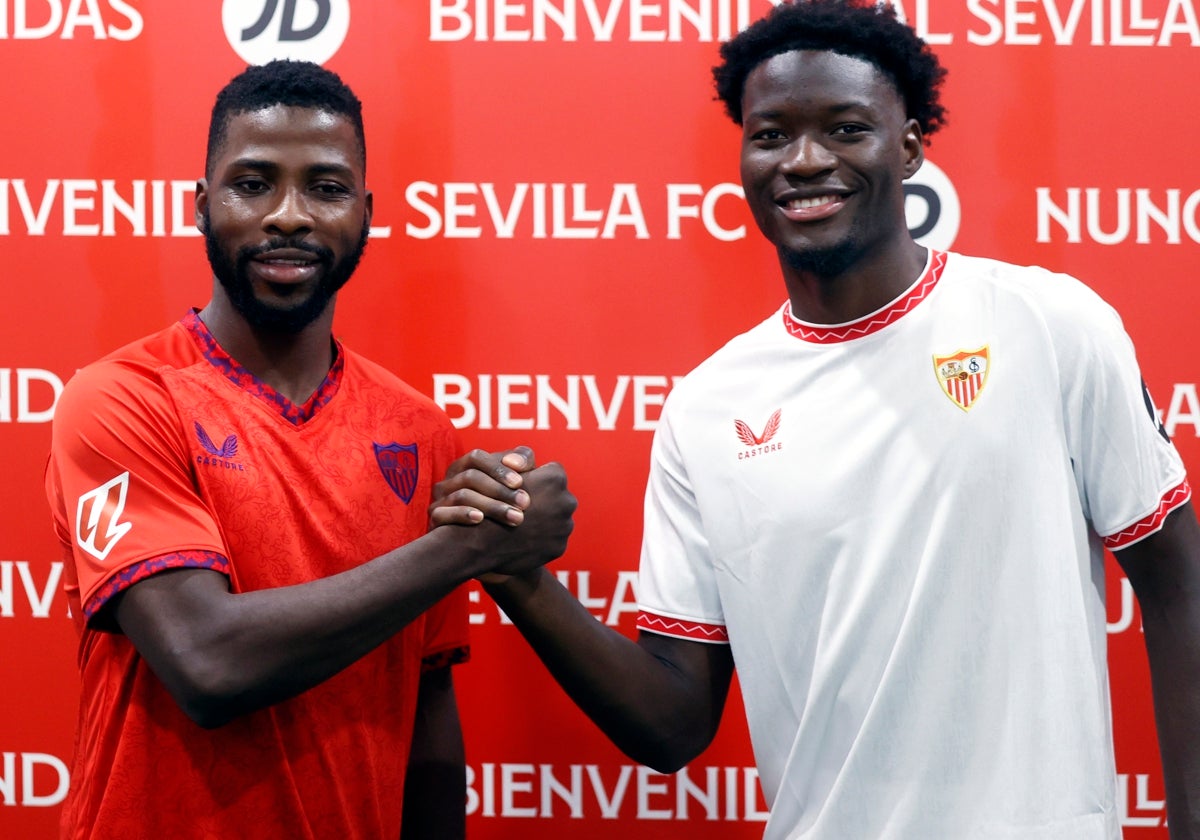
[933,347,990,411]
[374,442,419,504]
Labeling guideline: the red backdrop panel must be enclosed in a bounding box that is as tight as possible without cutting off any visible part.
[2,1,1194,836]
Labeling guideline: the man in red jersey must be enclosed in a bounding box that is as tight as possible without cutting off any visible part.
[45,60,575,840]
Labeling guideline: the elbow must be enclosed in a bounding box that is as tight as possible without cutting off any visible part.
[617,745,703,776]
[634,741,705,775]
[617,727,712,775]
[643,754,691,776]
[113,584,259,728]
[157,654,247,729]
[181,698,238,730]
[594,693,720,774]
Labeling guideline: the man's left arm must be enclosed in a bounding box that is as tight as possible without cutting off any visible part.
[1115,501,1200,840]
[401,664,465,840]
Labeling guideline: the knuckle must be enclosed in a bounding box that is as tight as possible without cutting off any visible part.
[456,468,483,487]
[467,448,489,463]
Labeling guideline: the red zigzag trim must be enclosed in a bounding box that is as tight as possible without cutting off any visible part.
[637,612,729,643]
[783,251,947,344]
[1104,480,1192,550]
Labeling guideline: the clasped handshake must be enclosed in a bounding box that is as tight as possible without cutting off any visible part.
[429,446,578,583]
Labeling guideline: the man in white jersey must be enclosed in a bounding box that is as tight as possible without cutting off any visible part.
[434,1,1200,836]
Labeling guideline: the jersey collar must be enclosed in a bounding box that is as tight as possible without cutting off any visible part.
[782,250,947,344]
[182,310,345,426]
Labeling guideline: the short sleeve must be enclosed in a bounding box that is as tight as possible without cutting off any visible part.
[1052,279,1190,549]
[46,360,229,620]
[420,585,471,671]
[635,401,729,644]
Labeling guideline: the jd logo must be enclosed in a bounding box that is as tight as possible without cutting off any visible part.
[904,159,961,252]
[222,0,350,66]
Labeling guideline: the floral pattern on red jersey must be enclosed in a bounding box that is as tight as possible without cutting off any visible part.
[85,549,229,619]
[182,310,344,425]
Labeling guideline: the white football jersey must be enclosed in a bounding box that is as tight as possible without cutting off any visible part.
[637,251,1188,840]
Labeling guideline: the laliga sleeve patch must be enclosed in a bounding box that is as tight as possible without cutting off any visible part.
[1142,378,1171,443]
[75,472,133,562]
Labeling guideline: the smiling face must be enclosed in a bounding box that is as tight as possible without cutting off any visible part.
[739,49,923,279]
[195,105,372,333]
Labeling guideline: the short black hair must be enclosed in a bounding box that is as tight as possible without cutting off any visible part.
[713,0,947,140]
[205,60,366,177]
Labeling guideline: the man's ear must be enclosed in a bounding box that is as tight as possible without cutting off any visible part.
[194,179,209,232]
[902,119,924,179]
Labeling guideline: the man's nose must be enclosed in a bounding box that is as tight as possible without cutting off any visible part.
[262,186,313,234]
[781,134,837,176]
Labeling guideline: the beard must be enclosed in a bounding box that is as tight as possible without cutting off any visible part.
[203,210,370,334]
[779,239,862,281]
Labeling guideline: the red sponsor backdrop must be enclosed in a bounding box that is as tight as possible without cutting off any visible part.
[2,1,1196,836]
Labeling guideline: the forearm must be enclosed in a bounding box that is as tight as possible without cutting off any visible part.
[1141,602,1200,839]
[1117,504,1200,839]
[402,667,466,840]
[118,527,490,727]
[485,568,727,771]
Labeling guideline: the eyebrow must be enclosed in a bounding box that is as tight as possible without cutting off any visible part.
[227,158,356,177]
[745,100,878,123]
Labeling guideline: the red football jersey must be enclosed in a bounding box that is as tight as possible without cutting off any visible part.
[46,312,469,839]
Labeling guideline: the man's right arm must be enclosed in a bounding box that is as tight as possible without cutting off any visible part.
[434,448,734,772]
[109,476,573,729]
[49,363,576,729]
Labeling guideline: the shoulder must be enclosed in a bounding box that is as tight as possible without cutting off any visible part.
[944,252,1118,321]
[944,254,1143,398]
[941,252,1127,352]
[664,308,786,415]
[57,322,199,432]
[49,324,201,500]
[345,351,451,422]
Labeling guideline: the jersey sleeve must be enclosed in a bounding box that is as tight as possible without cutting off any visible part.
[420,586,471,671]
[46,359,229,621]
[636,400,729,644]
[1049,277,1190,549]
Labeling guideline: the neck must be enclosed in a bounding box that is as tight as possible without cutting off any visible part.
[782,238,927,325]
[197,291,336,406]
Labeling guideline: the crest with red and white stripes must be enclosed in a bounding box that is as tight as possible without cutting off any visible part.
[933,347,990,411]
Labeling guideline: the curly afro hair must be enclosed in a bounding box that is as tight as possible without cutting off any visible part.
[206,60,366,178]
[714,0,947,141]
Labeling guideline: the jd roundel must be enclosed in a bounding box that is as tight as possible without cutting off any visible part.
[905,158,961,252]
[223,0,351,66]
